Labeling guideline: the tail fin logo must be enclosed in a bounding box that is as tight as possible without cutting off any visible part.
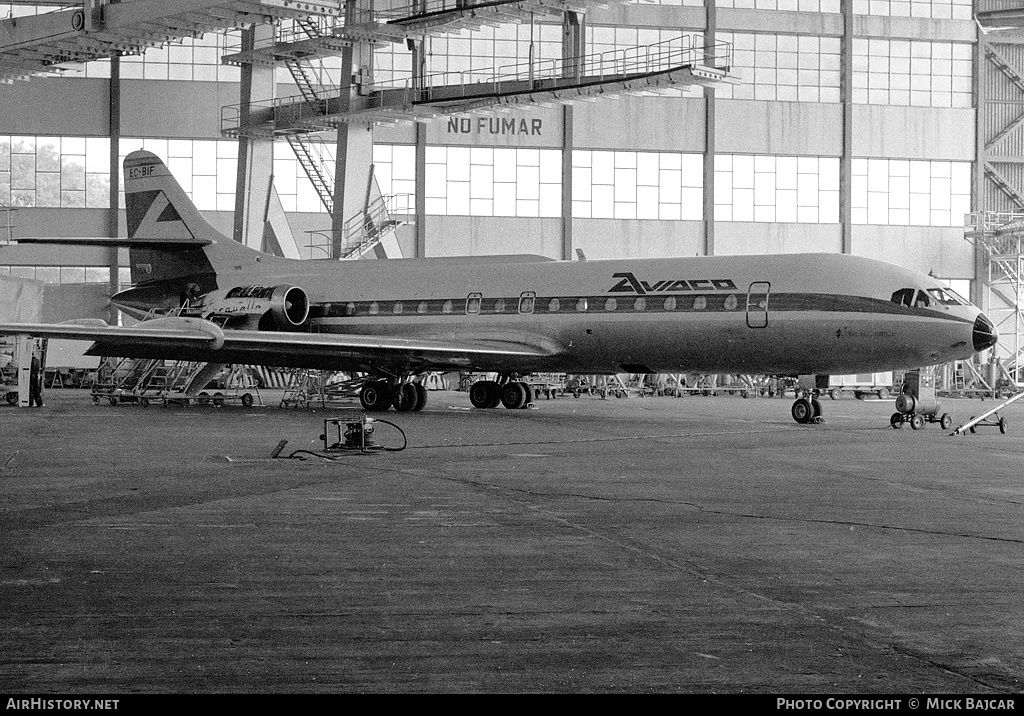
[126,189,195,241]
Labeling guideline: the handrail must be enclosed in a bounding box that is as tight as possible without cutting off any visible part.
[221,35,732,134]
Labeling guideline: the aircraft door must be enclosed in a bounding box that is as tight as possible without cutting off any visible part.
[746,282,770,328]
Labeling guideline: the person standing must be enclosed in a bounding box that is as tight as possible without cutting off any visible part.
[29,353,44,408]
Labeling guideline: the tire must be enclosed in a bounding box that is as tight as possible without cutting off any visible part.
[940,413,952,430]
[999,417,1008,434]
[969,417,976,434]
[811,398,822,420]
[910,414,925,430]
[890,412,904,429]
[876,388,889,399]
[198,392,210,406]
[413,383,428,411]
[360,381,392,411]
[213,392,225,407]
[6,391,19,406]
[829,389,841,401]
[500,381,528,410]
[791,398,813,424]
[469,381,498,409]
[108,396,117,406]
[241,393,254,408]
[392,383,419,412]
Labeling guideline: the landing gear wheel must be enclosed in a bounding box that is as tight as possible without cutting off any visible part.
[890,412,904,429]
[392,383,419,412]
[360,381,393,411]
[811,398,823,421]
[500,381,529,410]
[791,398,813,424]
[413,383,428,412]
[469,380,500,409]
[910,414,925,430]
[940,413,952,430]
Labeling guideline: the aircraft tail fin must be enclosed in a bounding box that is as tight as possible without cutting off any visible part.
[123,150,226,245]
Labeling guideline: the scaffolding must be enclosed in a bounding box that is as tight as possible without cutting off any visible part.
[964,211,1024,387]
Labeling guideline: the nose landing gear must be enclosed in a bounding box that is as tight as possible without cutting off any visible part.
[791,395,824,424]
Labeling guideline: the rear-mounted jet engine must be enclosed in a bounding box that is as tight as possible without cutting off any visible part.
[199,285,309,330]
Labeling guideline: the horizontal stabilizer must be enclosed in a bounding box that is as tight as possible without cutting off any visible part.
[16,236,212,249]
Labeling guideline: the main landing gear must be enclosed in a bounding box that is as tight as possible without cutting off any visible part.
[469,377,534,410]
[359,379,428,413]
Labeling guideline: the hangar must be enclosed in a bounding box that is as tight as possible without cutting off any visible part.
[3,1,1024,696]
[0,0,1018,389]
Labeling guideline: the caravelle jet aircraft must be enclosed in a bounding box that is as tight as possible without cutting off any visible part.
[0,150,999,423]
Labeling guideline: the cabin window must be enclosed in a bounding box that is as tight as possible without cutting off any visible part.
[724,294,738,310]
[393,302,404,315]
[417,301,429,314]
[604,298,617,311]
[576,297,589,312]
[663,296,676,311]
[693,296,707,310]
[633,297,646,311]
[368,301,379,315]
[547,298,560,312]
[345,302,356,316]
[442,300,453,314]
[492,298,506,313]
[466,293,481,314]
[518,293,535,314]
[914,291,930,308]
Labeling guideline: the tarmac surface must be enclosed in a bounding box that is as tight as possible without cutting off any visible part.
[1,387,1023,694]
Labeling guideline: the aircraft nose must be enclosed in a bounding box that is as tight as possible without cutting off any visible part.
[973,313,998,352]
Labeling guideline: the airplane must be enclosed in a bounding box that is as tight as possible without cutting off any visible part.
[0,150,999,424]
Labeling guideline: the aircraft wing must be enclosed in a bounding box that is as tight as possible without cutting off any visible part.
[0,318,559,373]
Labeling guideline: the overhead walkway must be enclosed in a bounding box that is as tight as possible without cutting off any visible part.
[222,35,736,135]
[0,0,342,82]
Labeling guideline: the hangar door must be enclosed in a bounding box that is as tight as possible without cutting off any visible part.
[746,282,770,328]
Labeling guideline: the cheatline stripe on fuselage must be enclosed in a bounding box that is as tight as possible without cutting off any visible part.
[304,293,975,324]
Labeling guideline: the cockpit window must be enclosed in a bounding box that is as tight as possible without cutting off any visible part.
[927,287,968,306]
[892,288,942,308]
[891,288,915,307]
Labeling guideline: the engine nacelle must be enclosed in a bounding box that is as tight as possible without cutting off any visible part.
[201,285,309,328]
